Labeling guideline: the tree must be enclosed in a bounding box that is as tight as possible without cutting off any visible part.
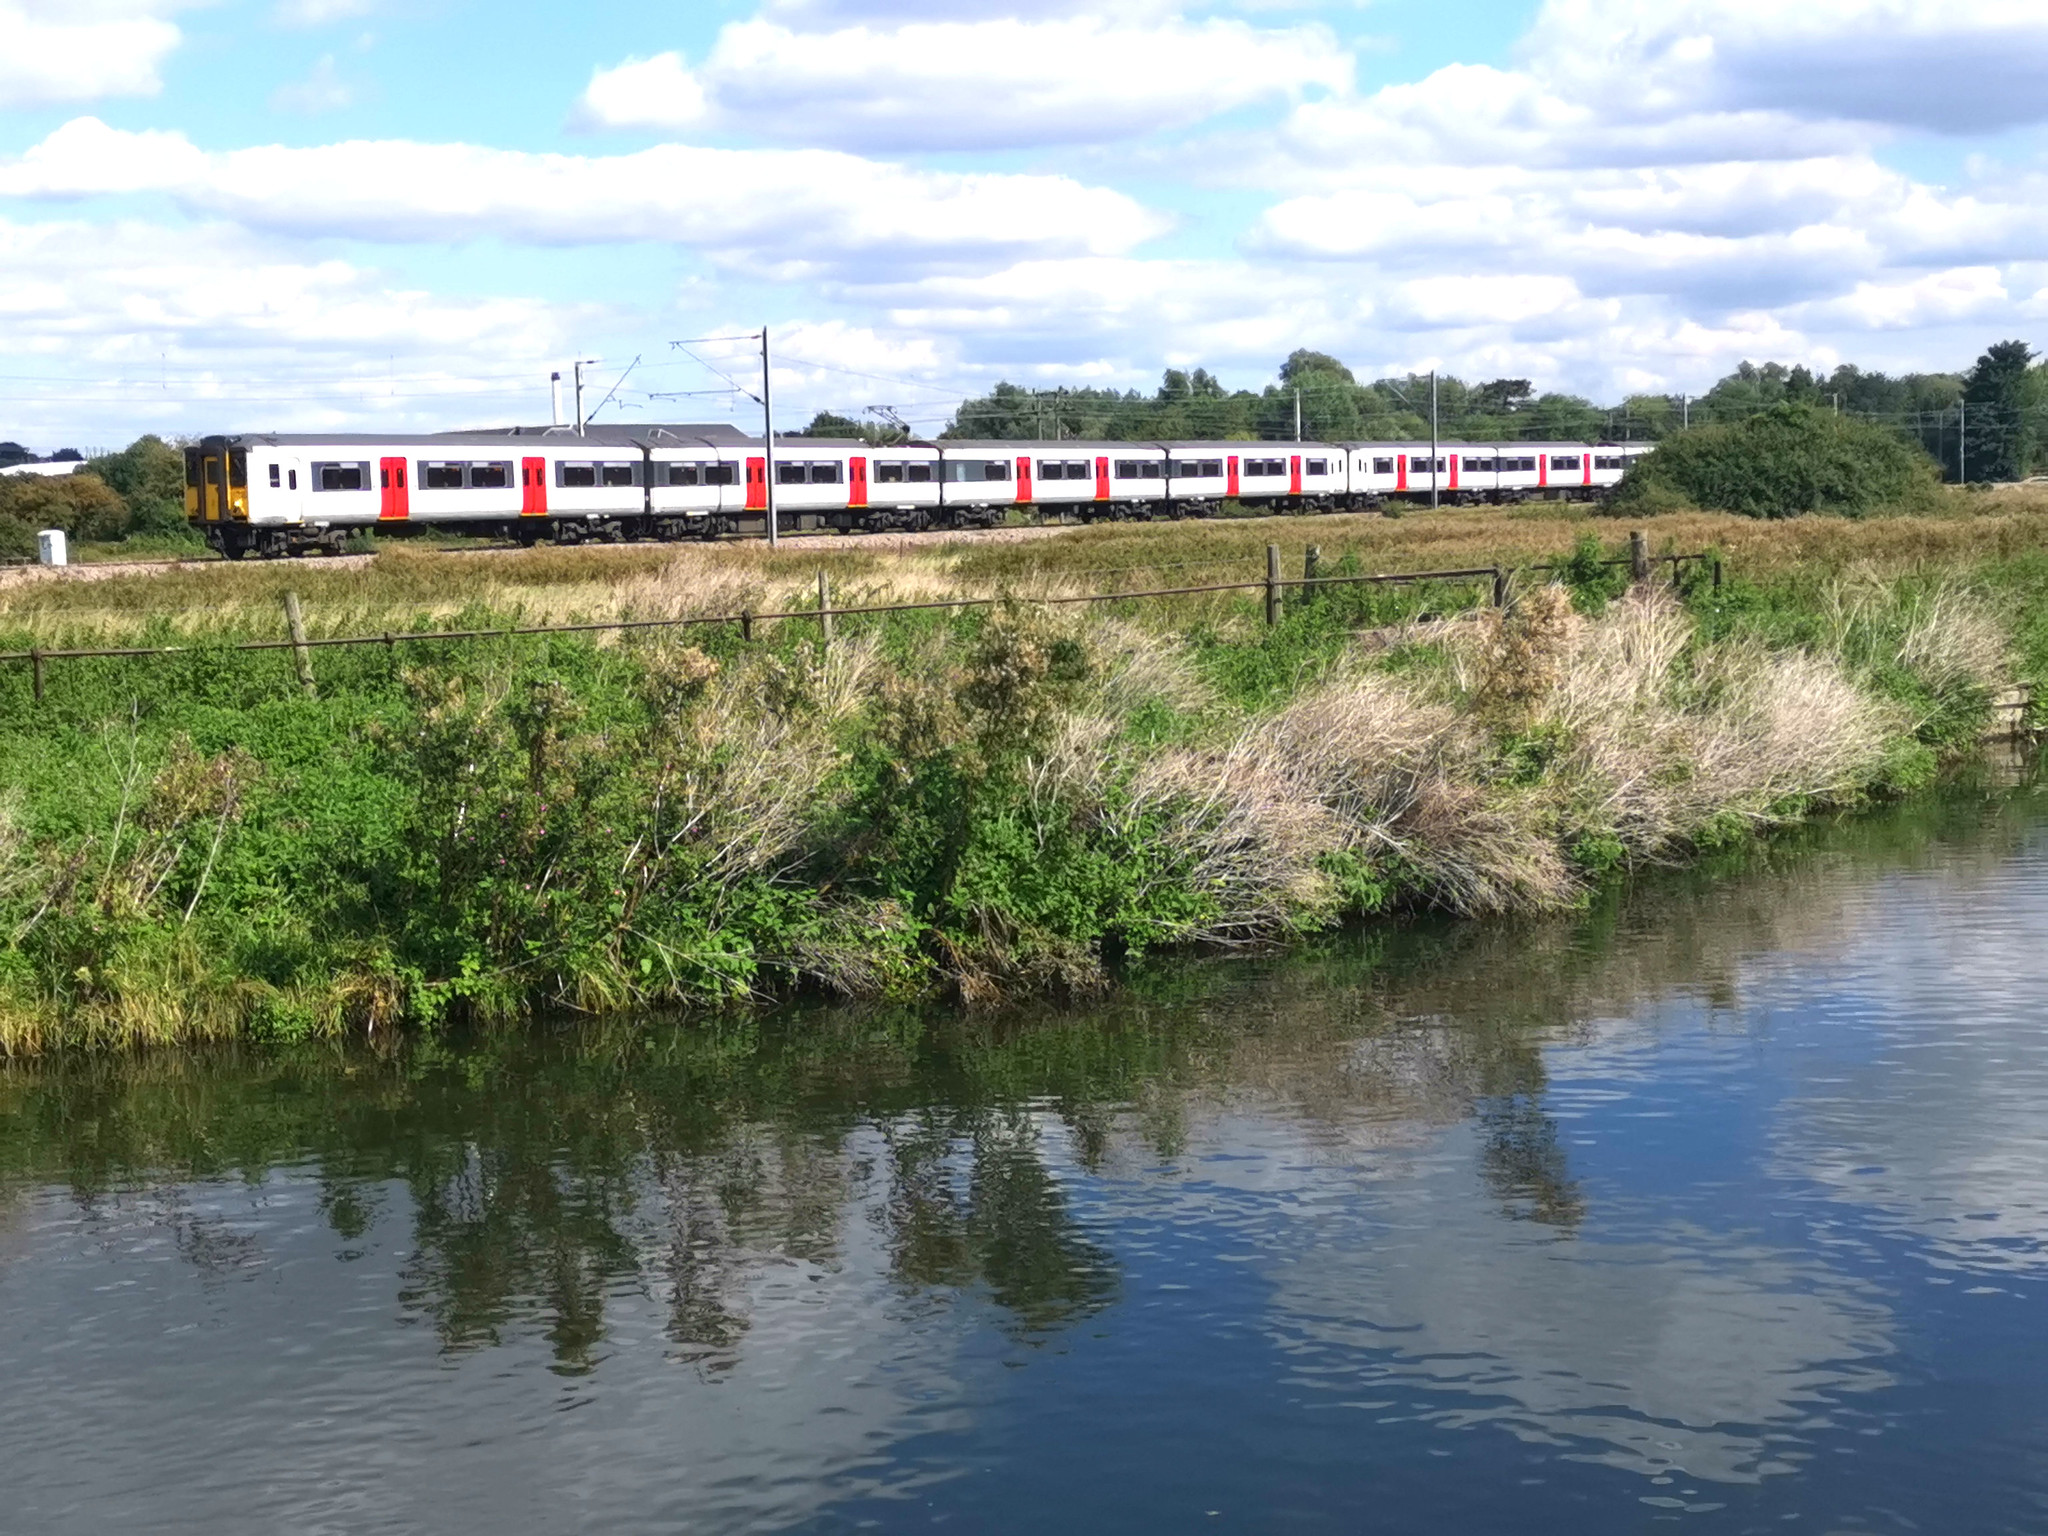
[89,433,187,534]
[1961,339,2035,483]
[1277,349,1354,387]
[1474,379,1533,415]
[792,410,905,444]
[1614,403,1940,517]
[0,470,129,546]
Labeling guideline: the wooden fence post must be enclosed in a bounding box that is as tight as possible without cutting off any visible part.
[282,590,315,696]
[1712,556,1724,594]
[1304,544,1320,584]
[1491,566,1508,608]
[817,570,833,641]
[1266,544,1282,626]
[29,647,42,706]
[1629,530,1650,583]
[740,610,754,643]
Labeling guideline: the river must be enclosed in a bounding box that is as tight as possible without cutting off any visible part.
[5,776,2048,1533]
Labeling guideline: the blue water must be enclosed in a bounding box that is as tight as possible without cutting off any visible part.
[4,784,2048,1532]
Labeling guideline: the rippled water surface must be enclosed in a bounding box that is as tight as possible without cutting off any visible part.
[8,783,2048,1533]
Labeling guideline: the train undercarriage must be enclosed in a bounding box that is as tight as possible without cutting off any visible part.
[199,485,1608,559]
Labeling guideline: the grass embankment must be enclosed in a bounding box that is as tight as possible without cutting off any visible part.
[0,506,2034,1055]
[17,481,2048,642]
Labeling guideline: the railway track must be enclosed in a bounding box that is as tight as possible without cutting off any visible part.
[0,520,1088,587]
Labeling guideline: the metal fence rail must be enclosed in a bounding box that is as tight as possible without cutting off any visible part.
[5,537,1718,705]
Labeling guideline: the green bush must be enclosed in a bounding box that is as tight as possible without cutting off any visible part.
[0,471,130,543]
[1612,402,1942,518]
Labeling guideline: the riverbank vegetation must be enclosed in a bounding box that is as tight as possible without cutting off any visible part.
[0,517,2026,1054]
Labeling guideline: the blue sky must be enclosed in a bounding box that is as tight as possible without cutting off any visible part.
[3,0,2048,447]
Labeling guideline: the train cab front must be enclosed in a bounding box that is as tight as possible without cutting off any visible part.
[187,438,253,556]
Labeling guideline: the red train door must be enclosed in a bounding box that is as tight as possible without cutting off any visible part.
[1227,455,1240,497]
[1095,455,1110,501]
[849,456,867,509]
[521,456,547,516]
[1397,455,1409,492]
[1015,455,1032,506]
[1538,454,1549,488]
[745,457,766,511]
[379,456,409,520]
[1583,454,1593,487]
[1289,455,1302,495]
[1449,455,1460,493]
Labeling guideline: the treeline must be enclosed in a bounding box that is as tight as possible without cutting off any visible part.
[0,434,190,556]
[793,340,2042,485]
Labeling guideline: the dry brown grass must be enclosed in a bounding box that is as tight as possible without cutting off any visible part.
[12,487,2048,645]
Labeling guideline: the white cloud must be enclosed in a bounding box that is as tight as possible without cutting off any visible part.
[575,53,706,132]
[0,118,1170,278]
[268,55,353,114]
[0,215,592,440]
[575,15,1350,151]
[1524,0,2048,137]
[0,1,183,109]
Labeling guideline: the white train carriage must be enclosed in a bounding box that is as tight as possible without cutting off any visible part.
[1024,449,1101,514]
[1225,445,1347,512]
[934,442,1027,528]
[1163,444,1231,514]
[856,444,944,530]
[1344,445,1411,505]
[187,433,436,557]
[1099,445,1172,519]
[645,428,741,531]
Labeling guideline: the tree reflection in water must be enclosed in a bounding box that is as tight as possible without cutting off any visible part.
[0,787,2030,1374]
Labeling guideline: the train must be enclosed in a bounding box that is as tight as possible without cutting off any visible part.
[183,422,1654,558]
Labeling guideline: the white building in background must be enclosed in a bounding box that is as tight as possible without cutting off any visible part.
[0,461,86,478]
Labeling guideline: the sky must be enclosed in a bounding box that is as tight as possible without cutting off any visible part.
[3,0,2048,448]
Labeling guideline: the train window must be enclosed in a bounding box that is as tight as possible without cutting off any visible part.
[601,464,637,487]
[809,462,843,484]
[267,464,280,488]
[1169,459,1223,477]
[312,461,367,492]
[1305,458,1329,476]
[185,453,202,488]
[667,464,700,486]
[705,463,736,485]
[983,460,1009,481]
[1550,455,1581,471]
[875,462,904,483]
[1461,457,1490,473]
[557,463,598,488]
[1410,457,1442,473]
[1372,457,1394,475]
[776,461,806,485]
[1244,457,1285,477]
[472,462,510,489]
[420,462,465,490]
[289,470,298,490]
[1595,455,1625,470]
[907,463,932,482]
[228,452,247,488]
[1113,460,1161,479]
